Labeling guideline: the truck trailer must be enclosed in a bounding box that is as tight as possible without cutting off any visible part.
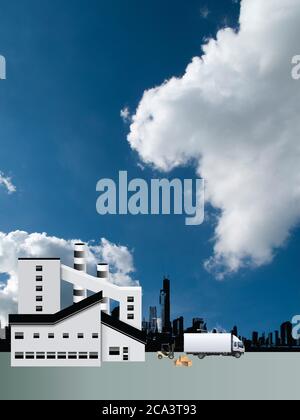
[184,333,245,359]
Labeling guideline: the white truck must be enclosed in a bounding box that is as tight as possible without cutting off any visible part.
[184,333,245,359]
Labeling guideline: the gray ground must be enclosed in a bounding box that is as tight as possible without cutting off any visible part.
[0,353,299,400]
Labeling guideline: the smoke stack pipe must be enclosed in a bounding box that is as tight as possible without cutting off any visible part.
[97,263,110,314]
[97,263,109,280]
[73,243,87,304]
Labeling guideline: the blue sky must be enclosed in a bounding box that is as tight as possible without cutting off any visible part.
[0,0,299,337]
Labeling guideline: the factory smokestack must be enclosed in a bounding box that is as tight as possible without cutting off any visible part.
[97,263,110,314]
[73,243,87,304]
[97,263,109,280]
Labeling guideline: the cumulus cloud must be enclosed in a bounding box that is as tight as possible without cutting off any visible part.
[0,172,16,194]
[0,231,138,324]
[91,238,137,287]
[127,0,300,278]
[120,106,132,123]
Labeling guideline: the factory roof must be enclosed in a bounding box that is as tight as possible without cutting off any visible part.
[9,292,103,325]
[101,311,146,344]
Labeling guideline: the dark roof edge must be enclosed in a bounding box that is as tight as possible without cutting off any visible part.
[101,312,146,344]
[18,258,61,261]
[9,292,103,325]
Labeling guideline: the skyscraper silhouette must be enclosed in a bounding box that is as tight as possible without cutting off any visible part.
[149,306,158,333]
[173,317,184,337]
[281,322,294,347]
[160,278,172,333]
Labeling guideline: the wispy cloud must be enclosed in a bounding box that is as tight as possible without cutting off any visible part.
[120,106,132,123]
[0,172,16,194]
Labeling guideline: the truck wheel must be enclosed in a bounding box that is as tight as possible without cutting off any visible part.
[234,353,241,359]
[169,354,175,360]
[198,354,206,360]
[158,355,163,360]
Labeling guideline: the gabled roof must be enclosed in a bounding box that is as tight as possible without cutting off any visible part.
[9,292,103,325]
[101,311,146,344]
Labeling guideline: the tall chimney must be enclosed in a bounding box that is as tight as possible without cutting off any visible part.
[97,263,109,280]
[97,263,110,314]
[73,243,87,304]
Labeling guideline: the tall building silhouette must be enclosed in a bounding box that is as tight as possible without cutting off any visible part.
[186,318,207,333]
[149,306,158,333]
[231,326,238,337]
[274,330,280,347]
[173,317,184,337]
[268,332,273,347]
[160,278,172,333]
[252,332,259,347]
[281,321,294,347]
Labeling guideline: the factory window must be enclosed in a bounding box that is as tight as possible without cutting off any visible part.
[127,305,134,311]
[79,352,88,359]
[68,352,77,359]
[89,352,98,359]
[36,276,43,282]
[15,352,24,359]
[57,352,66,360]
[33,333,40,339]
[127,297,134,303]
[123,355,129,361]
[92,333,99,339]
[36,265,43,272]
[123,347,129,354]
[63,333,69,339]
[127,314,134,320]
[48,333,54,339]
[109,347,120,356]
[36,352,45,359]
[36,285,43,292]
[36,306,43,312]
[77,333,84,339]
[36,296,43,302]
[25,352,34,359]
[15,332,24,340]
[47,352,56,359]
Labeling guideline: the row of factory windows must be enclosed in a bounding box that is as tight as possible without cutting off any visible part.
[15,332,99,340]
[36,272,43,312]
[14,351,99,360]
[126,297,135,320]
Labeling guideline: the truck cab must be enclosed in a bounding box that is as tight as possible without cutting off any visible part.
[232,336,245,358]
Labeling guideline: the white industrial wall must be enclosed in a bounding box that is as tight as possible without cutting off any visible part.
[101,324,145,363]
[18,259,61,315]
[11,303,101,367]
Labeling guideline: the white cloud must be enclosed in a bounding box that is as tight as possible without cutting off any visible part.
[0,231,138,325]
[91,238,137,287]
[0,172,16,194]
[120,106,132,123]
[127,0,300,278]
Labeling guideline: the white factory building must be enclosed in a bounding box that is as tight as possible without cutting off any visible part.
[9,243,146,367]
